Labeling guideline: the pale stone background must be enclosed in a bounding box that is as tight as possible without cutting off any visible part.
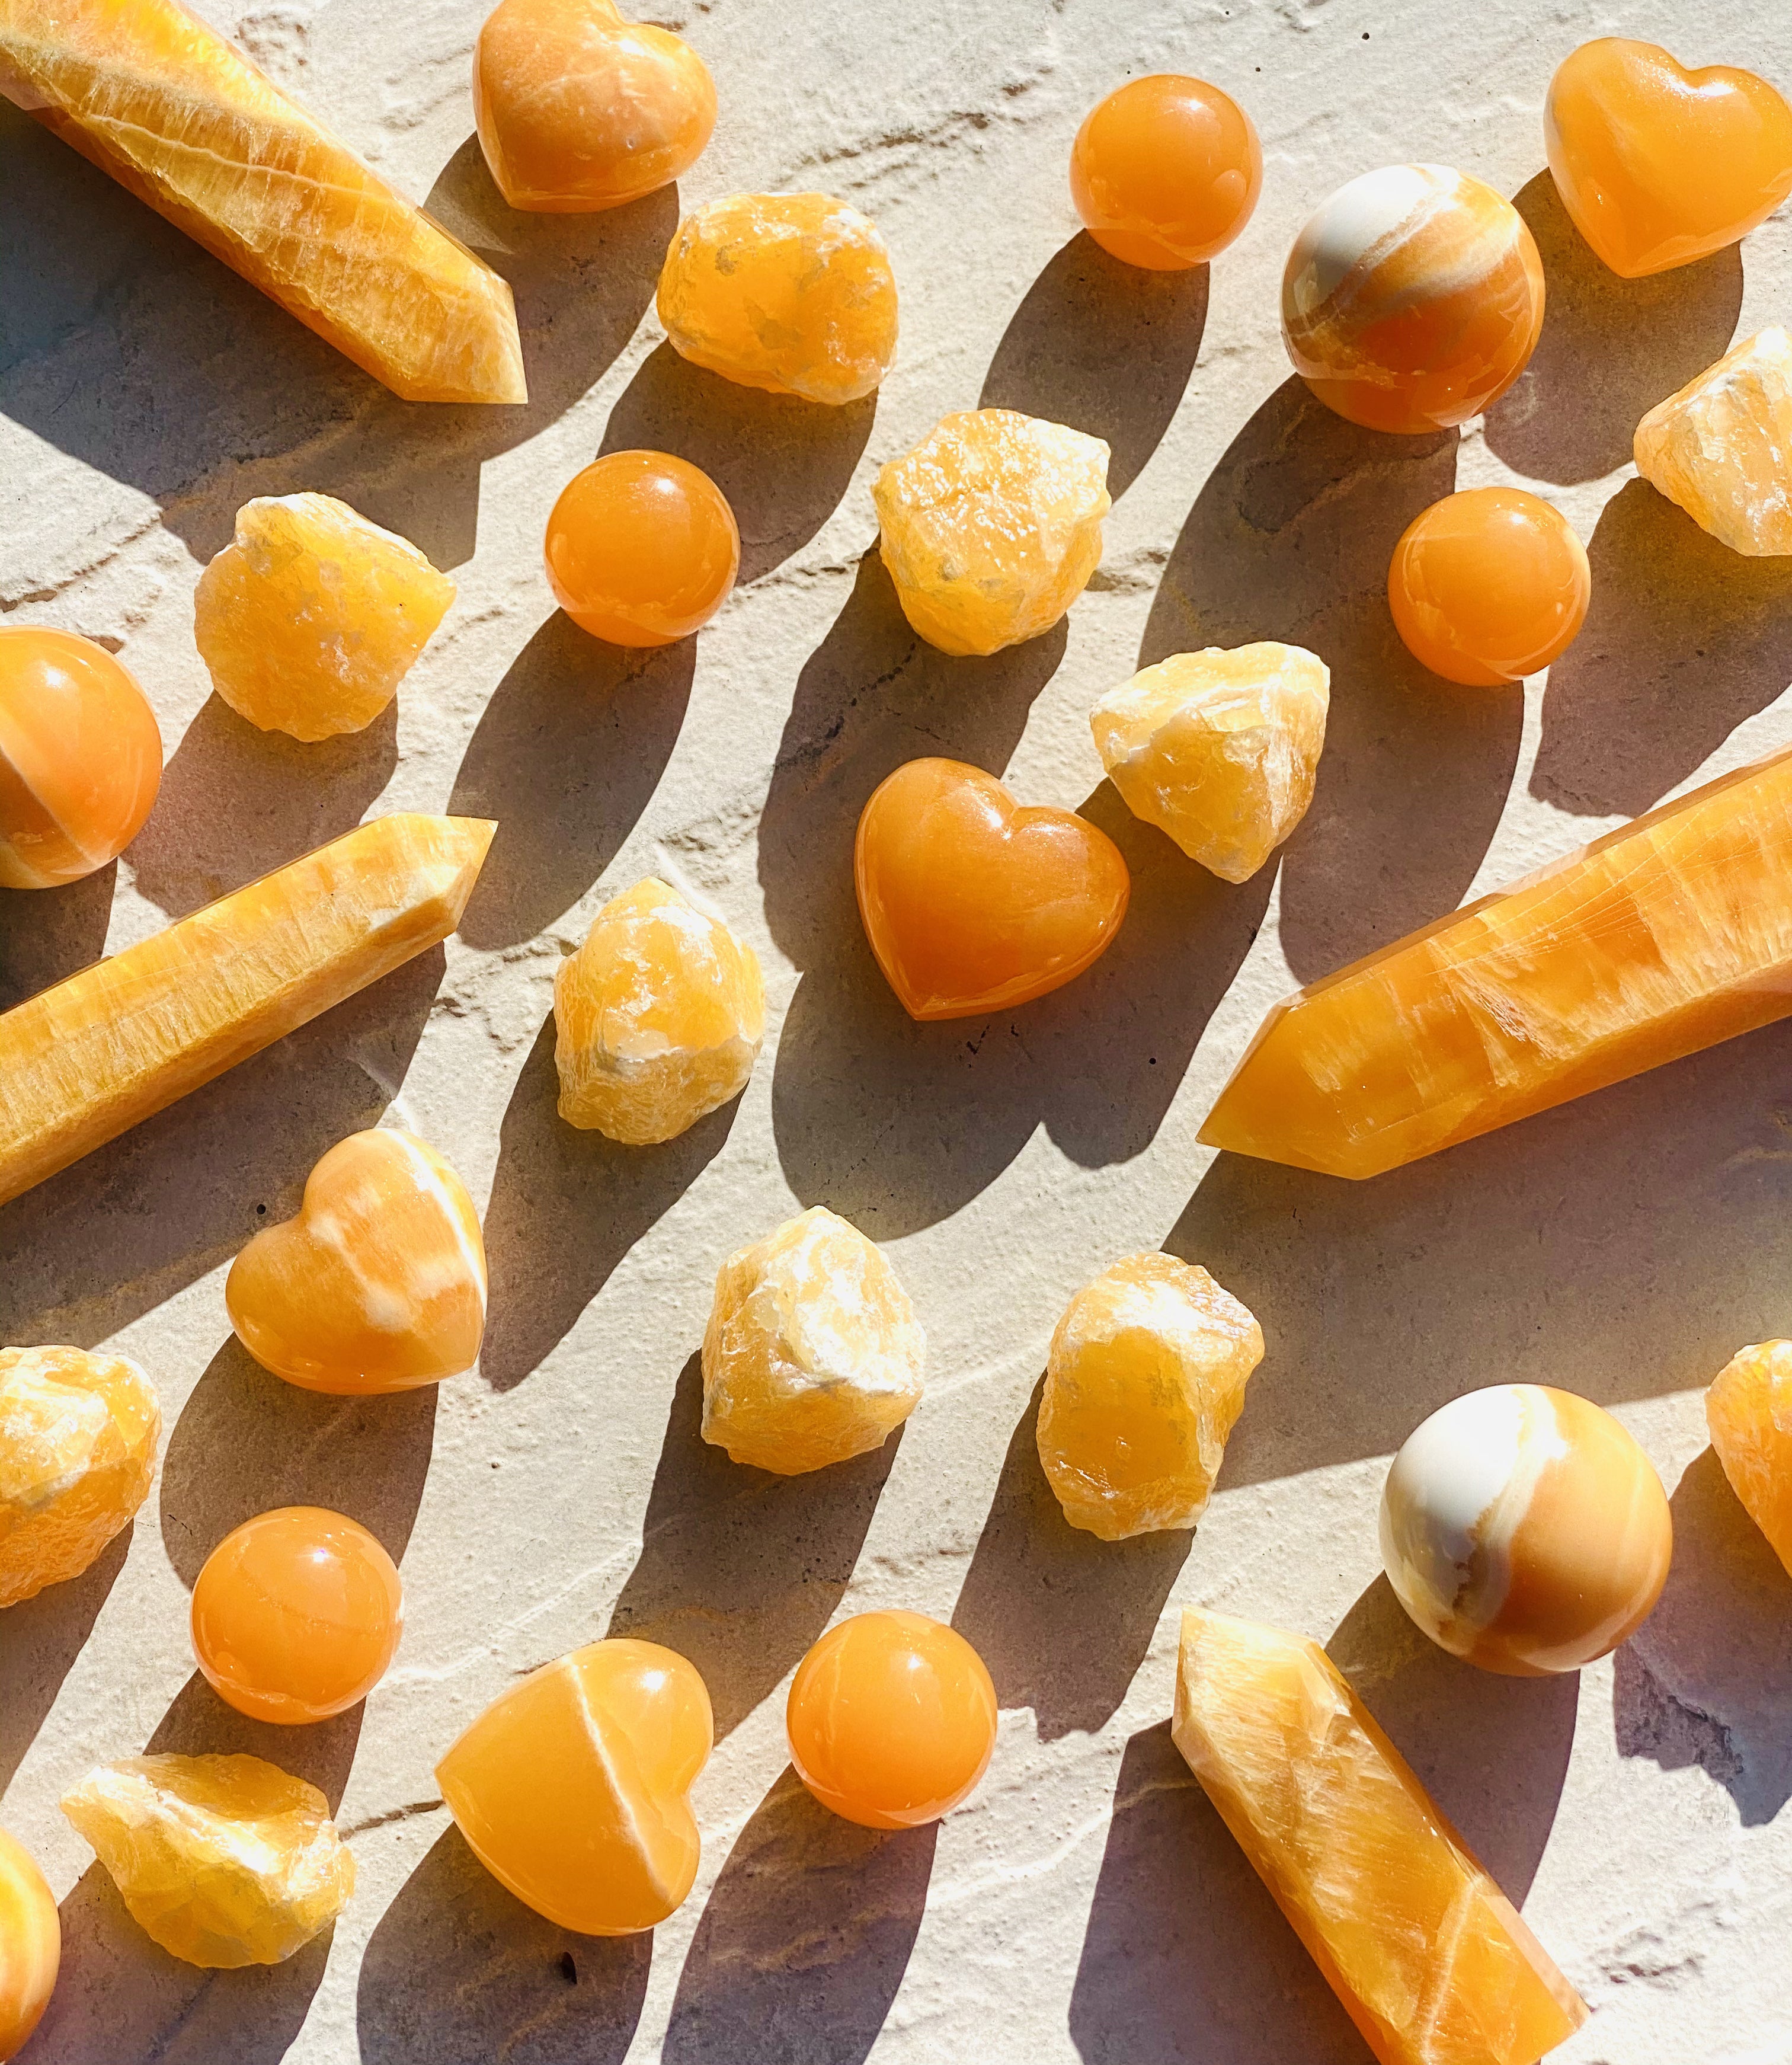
[4,0,1791,2057]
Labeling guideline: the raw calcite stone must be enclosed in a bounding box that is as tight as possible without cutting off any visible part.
[0,1826,57,2059]
[1633,328,1792,555]
[1036,1253,1262,1540]
[553,877,765,1145]
[873,409,1111,656]
[1090,644,1329,881]
[1707,1340,1792,1576]
[1200,741,1792,1178]
[1172,1610,1588,2065]
[194,495,456,741]
[656,191,898,405]
[60,1754,354,1968]
[701,1206,925,1474]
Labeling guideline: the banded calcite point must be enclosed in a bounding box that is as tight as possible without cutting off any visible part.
[1707,1340,1792,1578]
[1634,328,1792,557]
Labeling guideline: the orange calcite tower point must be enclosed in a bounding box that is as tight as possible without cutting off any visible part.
[0,626,162,889]
[1070,74,1262,270]
[0,813,493,1208]
[1706,1341,1792,1578]
[1633,329,1792,558]
[1545,39,1792,279]
[1173,1610,1587,2065]
[473,0,715,213]
[0,0,526,403]
[0,1345,160,1608]
[227,1128,487,1395]
[787,1612,997,1830]
[546,452,740,646]
[0,1826,57,2061]
[1200,744,1792,1178]
[437,1638,711,1935]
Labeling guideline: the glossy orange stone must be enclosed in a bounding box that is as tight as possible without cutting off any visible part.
[855,759,1129,1021]
[191,1507,403,1725]
[1545,39,1792,279]
[0,626,161,890]
[1070,74,1261,270]
[0,1824,58,2060]
[545,450,740,646]
[1388,488,1591,687]
[786,1611,997,1830]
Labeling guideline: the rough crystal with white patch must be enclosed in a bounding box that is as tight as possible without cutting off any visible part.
[1633,327,1792,555]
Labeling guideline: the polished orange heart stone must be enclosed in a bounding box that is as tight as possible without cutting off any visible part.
[1545,39,1792,278]
[853,758,1129,1021]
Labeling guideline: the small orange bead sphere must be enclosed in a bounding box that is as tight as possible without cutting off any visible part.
[786,1610,997,1830]
[1071,74,1262,270]
[545,450,740,647]
[191,1507,404,1725]
[1388,488,1591,688]
[0,626,162,890]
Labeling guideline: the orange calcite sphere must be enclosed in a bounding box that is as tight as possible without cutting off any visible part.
[191,1507,404,1724]
[787,1612,997,1830]
[0,626,161,889]
[1545,39,1792,279]
[1282,164,1544,434]
[855,759,1130,1021]
[1070,74,1261,270]
[0,1825,59,2060]
[545,450,740,645]
[473,0,715,212]
[1388,487,1591,687]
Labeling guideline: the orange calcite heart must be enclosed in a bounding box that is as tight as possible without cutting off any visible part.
[855,758,1130,1021]
[1705,1341,1792,1578]
[1545,39,1792,279]
[0,1826,58,2060]
[228,1129,486,1395]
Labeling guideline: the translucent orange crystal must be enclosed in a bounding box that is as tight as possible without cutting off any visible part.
[1036,1254,1262,1541]
[553,877,764,1145]
[191,1506,404,1724]
[0,1345,160,1609]
[1173,1610,1587,2065]
[0,1826,58,2061]
[1070,74,1261,270]
[657,191,898,404]
[1633,328,1792,557]
[1200,743,1792,1178]
[473,0,715,212]
[194,495,456,741]
[60,1753,354,1968]
[701,1206,925,1474]
[226,1127,487,1395]
[1706,1340,1792,1578]
[786,1611,997,1830]
[873,408,1111,655]
[0,0,526,404]
[545,451,740,646]
[437,1638,711,1935]
[0,626,161,889]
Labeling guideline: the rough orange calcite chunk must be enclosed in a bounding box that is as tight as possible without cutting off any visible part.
[1200,743,1792,1178]
[873,408,1111,656]
[1090,643,1329,881]
[0,626,162,890]
[1174,1610,1586,2065]
[0,0,526,404]
[1633,329,1792,558]
[0,1827,57,2061]
[856,758,1130,1021]
[546,452,740,646]
[1706,1340,1792,1577]
[1070,73,1261,270]
[474,0,715,212]
[0,813,493,1209]
[227,1128,487,1395]
[1545,39,1792,279]
[194,496,456,741]
[437,1638,711,1935]
[553,877,764,1145]
[0,1345,160,1608]
[702,1206,924,1474]
[1036,1254,1262,1541]
[657,191,898,405]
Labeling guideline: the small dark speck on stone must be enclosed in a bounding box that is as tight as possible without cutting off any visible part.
[256,1203,267,1214]
[1362,30,1371,37]
[560,1952,578,1984]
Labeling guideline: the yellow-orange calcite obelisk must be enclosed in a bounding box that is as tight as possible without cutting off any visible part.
[1201,744,1792,1178]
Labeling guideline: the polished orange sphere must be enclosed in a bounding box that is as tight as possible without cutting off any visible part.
[1388,488,1591,687]
[786,1610,997,1830]
[1071,74,1262,270]
[0,626,162,890]
[545,450,740,647]
[191,1507,404,1724]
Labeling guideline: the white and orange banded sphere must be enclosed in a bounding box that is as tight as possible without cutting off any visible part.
[1281,164,1544,434]
[1380,1385,1671,1676]
[0,626,162,889]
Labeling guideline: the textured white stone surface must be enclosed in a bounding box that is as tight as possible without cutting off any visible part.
[3,2,1791,2060]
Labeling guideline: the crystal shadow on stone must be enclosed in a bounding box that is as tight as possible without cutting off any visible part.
[0,863,115,1012]
[0,1526,131,1794]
